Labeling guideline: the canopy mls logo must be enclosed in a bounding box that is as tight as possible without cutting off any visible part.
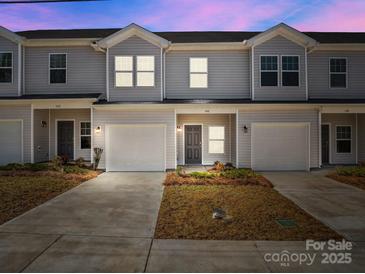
[263,240,353,267]
[264,250,316,267]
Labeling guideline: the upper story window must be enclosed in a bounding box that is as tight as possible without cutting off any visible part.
[190,57,208,88]
[137,56,155,87]
[0,52,12,83]
[282,56,299,86]
[49,53,66,84]
[260,56,278,86]
[115,56,133,87]
[330,58,347,88]
[336,126,351,153]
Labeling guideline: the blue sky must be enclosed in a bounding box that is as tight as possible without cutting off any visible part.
[1,0,365,32]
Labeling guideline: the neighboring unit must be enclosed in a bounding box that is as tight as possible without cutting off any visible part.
[1,23,365,171]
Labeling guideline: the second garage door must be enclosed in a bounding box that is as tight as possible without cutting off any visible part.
[0,120,23,166]
[105,124,166,172]
[251,123,310,171]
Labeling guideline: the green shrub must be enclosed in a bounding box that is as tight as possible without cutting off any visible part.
[63,165,89,174]
[23,163,49,171]
[336,166,365,177]
[75,157,85,167]
[0,163,49,171]
[51,156,63,171]
[189,171,217,179]
[221,168,258,179]
[0,163,24,171]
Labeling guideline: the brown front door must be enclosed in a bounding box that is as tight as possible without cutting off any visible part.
[185,125,202,164]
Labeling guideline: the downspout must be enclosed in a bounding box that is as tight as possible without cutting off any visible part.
[160,47,163,101]
[305,47,308,100]
[18,43,21,96]
[251,45,255,100]
[318,107,322,168]
[106,48,109,101]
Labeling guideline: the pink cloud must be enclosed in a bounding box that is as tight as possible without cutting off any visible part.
[293,0,365,31]
[138,0,297,31]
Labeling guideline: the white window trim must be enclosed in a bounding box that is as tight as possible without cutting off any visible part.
[189,57,208,88]
[329,57,348,89]
[208,125,225,154]
[281,55,300,87]
[80,121,91,150]
[0,51,13,84]
[259,55,279,87]
[136,55,155,87]
[49,53,67,85]
[114,55,134,88]
[335,125,352,154]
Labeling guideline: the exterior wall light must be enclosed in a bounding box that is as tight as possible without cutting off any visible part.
[243,125,248,133]
[95,126,102,134]
[177,126,182,132]
[41,121,47,128]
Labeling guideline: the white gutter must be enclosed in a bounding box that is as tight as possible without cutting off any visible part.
[18,43,22,96]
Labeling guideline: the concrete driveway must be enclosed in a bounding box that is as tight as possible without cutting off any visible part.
[0,172,164,272]
[263,171,365,241]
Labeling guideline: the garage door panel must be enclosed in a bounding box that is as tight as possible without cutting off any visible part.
[0,121,22,165]
[106,125,165,171]
[252,123,309,171]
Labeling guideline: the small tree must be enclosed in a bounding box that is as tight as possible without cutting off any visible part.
[93,148,103,170]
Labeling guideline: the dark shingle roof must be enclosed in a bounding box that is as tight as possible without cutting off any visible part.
[0,93,102,100]
[15,28,365,44]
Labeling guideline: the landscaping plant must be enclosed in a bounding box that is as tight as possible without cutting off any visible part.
[93,147,103,170]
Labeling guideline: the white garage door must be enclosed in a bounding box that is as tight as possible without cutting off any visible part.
[251,123,310,171]
[106,124,166,171]
[0,120,23,165]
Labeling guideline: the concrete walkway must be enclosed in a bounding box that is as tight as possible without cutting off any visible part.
[264,171,365,241]
[1,171,365,272]
[0,172,164,272]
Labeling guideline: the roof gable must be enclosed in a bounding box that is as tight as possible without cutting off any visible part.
[245,23,317,48]
[0,26,24,44]
[96,23,170,49]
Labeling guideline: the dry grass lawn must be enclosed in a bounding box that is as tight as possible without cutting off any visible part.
[327,173,365,191]
[155,185,341,241]
[0,171,99,225]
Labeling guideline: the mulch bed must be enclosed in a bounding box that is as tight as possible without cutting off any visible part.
[0,170,100,225]
[164,172,273,187]
[155,185,342,241]
[327,173,365,191]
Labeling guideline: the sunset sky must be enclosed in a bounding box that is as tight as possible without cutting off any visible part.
[1,0,365,32]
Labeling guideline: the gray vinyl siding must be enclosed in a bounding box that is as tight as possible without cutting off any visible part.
[308,51,365,98]
[237,109,319,168]
[176,114,232,165]
[166,50,250,99]
[230,114,237,166]
[0,105,31,163]
[34,109,49,162]
[49,109,91,161]
[358,114,365,162]
[253,35,306,101]
[93,109,175,169]
[109,36,162,101]
[25,46,105,95]
[322,113,357,164]
[0,36,19,96]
